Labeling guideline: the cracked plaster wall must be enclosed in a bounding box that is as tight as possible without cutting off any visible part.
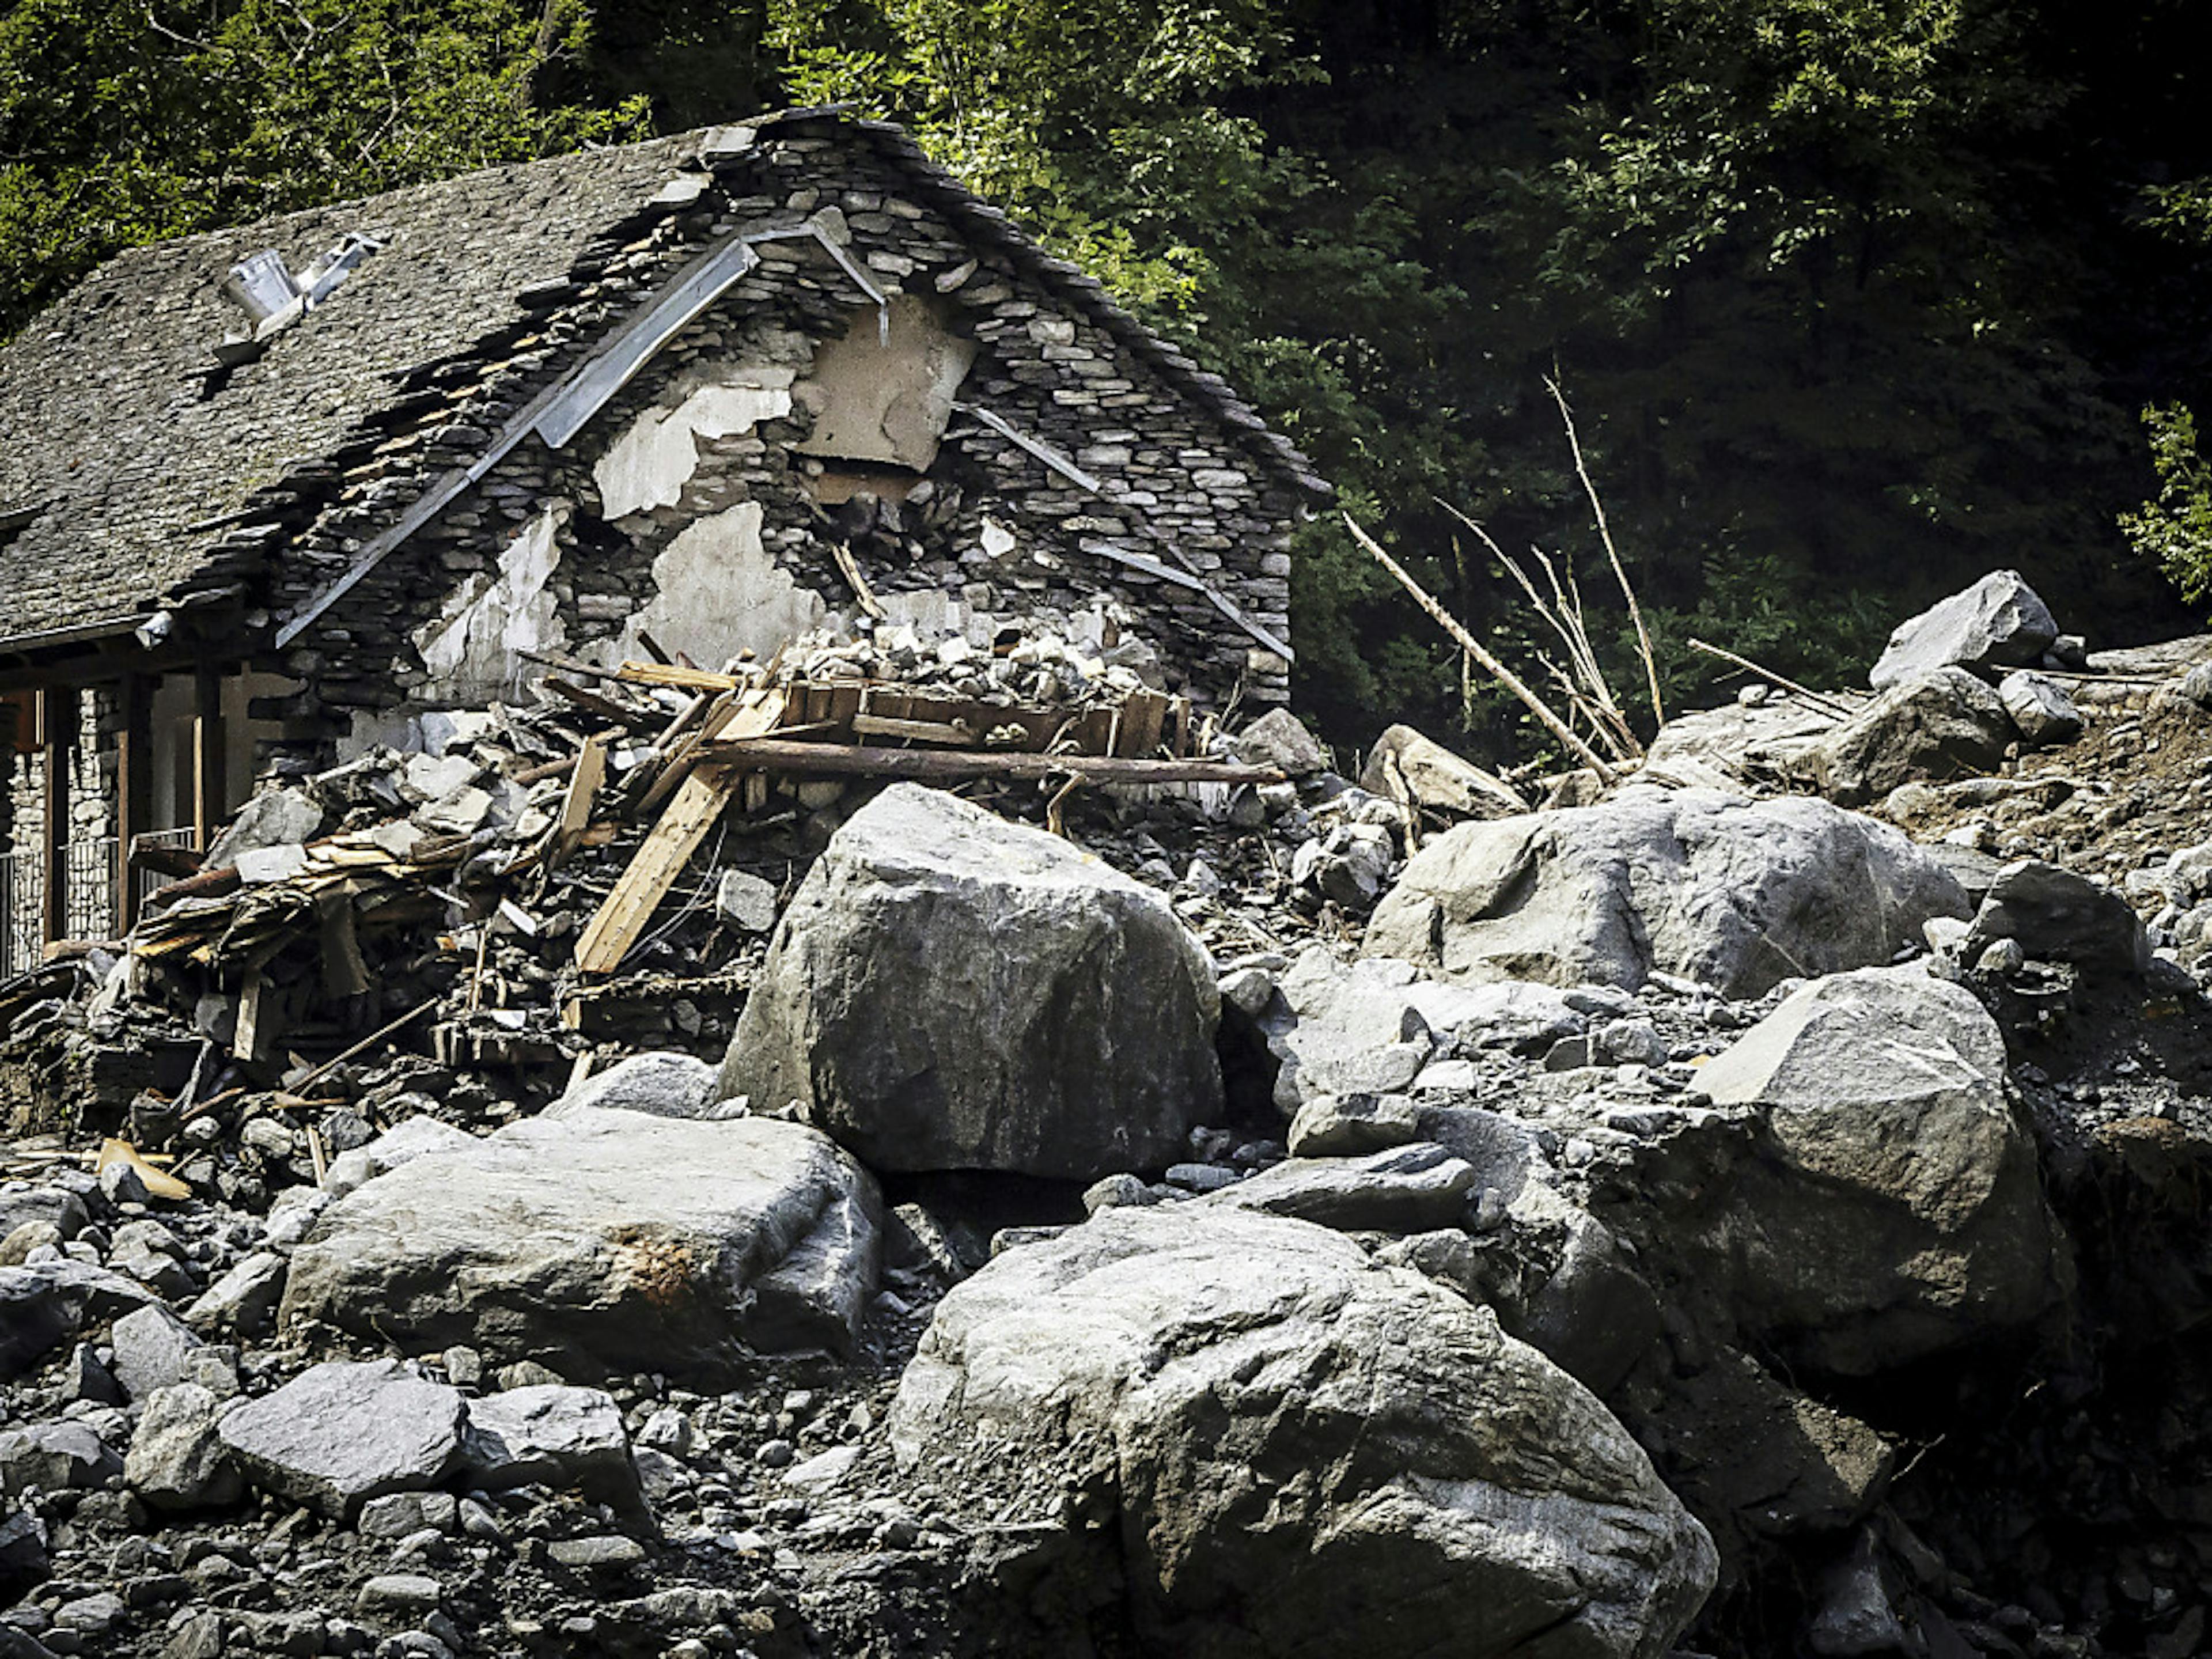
[408,507,567,707]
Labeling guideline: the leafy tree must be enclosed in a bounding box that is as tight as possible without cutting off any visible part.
[2120,404,2212,605]
[0,0,644,334]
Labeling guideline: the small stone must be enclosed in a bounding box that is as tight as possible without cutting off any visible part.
[1081,1173,1154,1214]
[1232,708,1328,778]
[356,1573,444,1616]
[1975,938,2026,976]
[51,1590,125,1637]
[109,1305,205,1403]
[0,1421,123,1495]
[781,1445,858,1491]
[547,1535,646,1571]
[1285,1093,1422,1158]
[715,869,780,932]
[756,1439,794,1468]
[183,1252,286,1335]
[359,1492,459,1540]
[125,1384,242,1512]
[461,1385,640,1509]
[1163,1163,1240,1193]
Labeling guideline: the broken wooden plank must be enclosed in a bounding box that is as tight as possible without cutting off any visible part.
[615,661,746,692]
[234,971,269,1063]
[574,690,787,975]
[691,737,1283,787]
[547,734,608,871]
[850,713,975,746]
[544,676,656,729]
[573,764,741,975]
[832,543,887,619]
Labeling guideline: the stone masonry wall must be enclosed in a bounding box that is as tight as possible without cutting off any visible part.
[256,120,1306,750]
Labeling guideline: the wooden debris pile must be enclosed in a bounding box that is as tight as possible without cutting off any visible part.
[13,622,1281,1143]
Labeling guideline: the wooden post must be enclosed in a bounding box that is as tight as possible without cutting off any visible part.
[192,664,227,853]
[117,673,152,932]
[37,684,73,948]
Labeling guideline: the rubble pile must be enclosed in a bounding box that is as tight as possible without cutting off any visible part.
[8,581,2212,1658]
[0,618,1281,1152]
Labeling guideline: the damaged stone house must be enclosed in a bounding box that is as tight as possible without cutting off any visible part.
[0,107,1328,976]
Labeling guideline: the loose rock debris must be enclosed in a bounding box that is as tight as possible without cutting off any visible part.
[9,582,2212,1658]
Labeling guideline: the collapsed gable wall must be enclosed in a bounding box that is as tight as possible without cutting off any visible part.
[260,123,1301,752]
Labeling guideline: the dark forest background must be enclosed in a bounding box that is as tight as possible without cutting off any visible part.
[8,0,2212,753]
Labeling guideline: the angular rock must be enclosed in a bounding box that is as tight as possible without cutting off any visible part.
[1285,1092,1423,1158]
[205,786,324,870]
[0,1187,86,1249]
[0,1504,46,1600]
[283,1108,881,1380]
[1796,668,2014,805]
[461,1385,641,1510]
[721,785,1222,1180]
[108,1304,205,1403]
[217,1359,465,1521]
[184,1252,286,1335]
[715,869,780,933]
[1232,707,1328,777]
[125,1384,243,1512]
[0,1422,122,1496]
[1869,570,2059,690]
[323,1116,477,1200]
[1259,949,1586,1115]
[1360,723,1528,819]
[1518,1211,1664,1396]
[0,1261,155,1382]
[546,1051,721,1122]
[1623,1349,1893,1552]
[1201,1142,1480,1233]
[1997,669,2084,745]
[891,1205,1717,1659]
[1962,858,2149,977]
[1694,965,2061,1373]
[1366,788,1968,998]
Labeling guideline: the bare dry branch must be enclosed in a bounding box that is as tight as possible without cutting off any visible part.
[1546,376,1665,729]
[1343,512,1618,781]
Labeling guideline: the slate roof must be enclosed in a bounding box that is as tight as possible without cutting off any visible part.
[0,111,1326,657]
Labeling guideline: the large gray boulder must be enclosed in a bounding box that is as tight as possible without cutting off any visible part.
[1794,668,2014,805]
[1259,949,1586,1115]
[720,784,1222,1180]
[1364,788,1968,999]
[218,1359,464,1521]
[1360,724,1528,819]
[1963,859,2149,977]
[1693,965,2061,1374]
[281,1108,880,1382]
[1869,570,2059,690]
[891,1204,1716,1659]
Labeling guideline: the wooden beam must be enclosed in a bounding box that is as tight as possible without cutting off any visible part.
[692,737,1284,787]
[193,664,227,851]
[116,673,153,932]
[37,685,73,949]
[573,690,785,975]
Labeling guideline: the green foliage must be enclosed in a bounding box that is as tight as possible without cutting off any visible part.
[5,0,2211,767]
[2120,404,2212,605]
[0,0,645,334]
